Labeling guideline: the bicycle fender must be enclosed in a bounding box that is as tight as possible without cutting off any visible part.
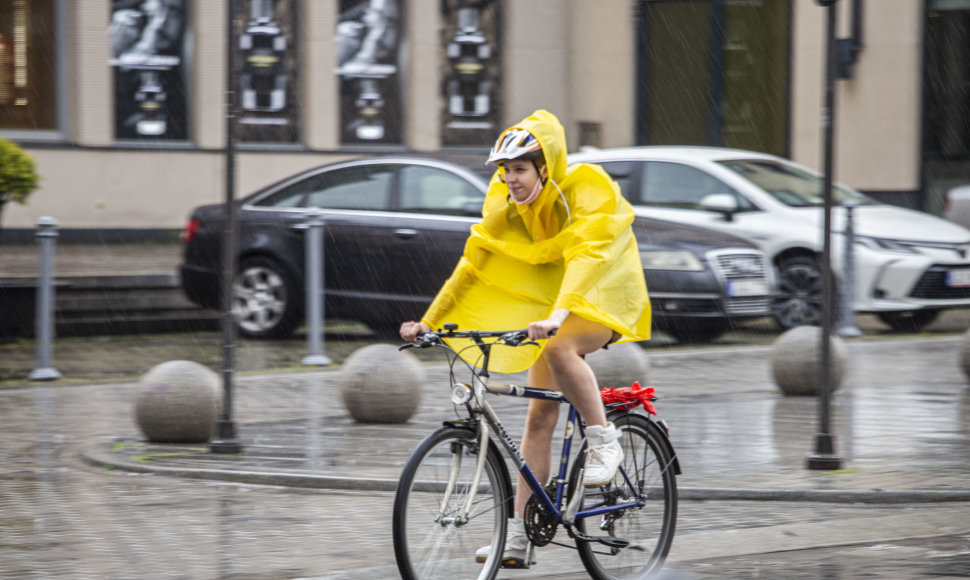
[441,420,516,510]
[609,411,682,476]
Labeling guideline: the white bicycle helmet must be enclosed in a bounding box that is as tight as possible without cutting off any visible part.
[486,128,542,165]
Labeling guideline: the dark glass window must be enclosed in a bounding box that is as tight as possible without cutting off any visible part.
[641,161,751,210]
[597,160,639,203]
[302,165,394,210]
[925,4,970,160]
[398,165,484,215]
[639,0,789,156]
[236,0,300,143]
[0,0,57,131]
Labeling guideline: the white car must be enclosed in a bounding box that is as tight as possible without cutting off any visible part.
[569,146,970,332]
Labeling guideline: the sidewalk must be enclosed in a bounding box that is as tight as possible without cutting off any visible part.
[6,242,970,503]
[81,337,970,503]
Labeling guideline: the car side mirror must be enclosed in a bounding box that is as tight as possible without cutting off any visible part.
[700,193,738,222]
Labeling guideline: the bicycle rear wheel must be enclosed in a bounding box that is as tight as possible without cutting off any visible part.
[393,426,511,580]
[569,413,678,580]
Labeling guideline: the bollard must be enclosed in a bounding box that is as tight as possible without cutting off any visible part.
[300,209,332,366]
[837,202,861,337]
[29,217,61,381]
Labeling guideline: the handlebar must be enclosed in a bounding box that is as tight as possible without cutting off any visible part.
[398,325,556,351]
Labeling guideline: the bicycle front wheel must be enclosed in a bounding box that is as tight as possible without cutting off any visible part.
[392,426,511,580]
[570,413,678,580]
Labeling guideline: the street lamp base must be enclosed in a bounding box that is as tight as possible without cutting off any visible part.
[807,432,842,470]
[210,420,243,454]
[806,453,843,470]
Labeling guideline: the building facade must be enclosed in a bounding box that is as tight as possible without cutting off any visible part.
[0,0,966,237]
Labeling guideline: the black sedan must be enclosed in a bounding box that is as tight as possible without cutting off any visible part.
[179,156,772,342]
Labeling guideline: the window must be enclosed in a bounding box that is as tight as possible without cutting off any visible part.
[0,0,58,131]
[398,165,484,215]
[719,159,871,208]
[337,0,405,144]
[110,0,189,140]
[303,165,394,210]
[638,0,789,156]
[642,161,748,210]
[236,0,299,143]
[597,161,639,203]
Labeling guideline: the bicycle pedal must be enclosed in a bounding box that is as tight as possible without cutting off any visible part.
[569,525,630,549]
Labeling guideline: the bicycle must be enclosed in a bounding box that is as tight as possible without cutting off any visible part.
[392,324,680,580]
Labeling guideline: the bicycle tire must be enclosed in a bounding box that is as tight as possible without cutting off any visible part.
[568,413,678,580]
[393,426,511,580]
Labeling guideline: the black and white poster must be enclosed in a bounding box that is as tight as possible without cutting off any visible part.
[236,0,299,142]
[441,0,501,146]
[337,0,404,144]
[109,0,188,140]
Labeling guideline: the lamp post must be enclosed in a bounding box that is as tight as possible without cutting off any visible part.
[212,0,242,455]
[808,0,842,471]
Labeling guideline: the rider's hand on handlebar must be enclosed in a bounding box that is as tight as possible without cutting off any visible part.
[528,308,569,340]
[400,321,431,343]
[527,319,561,341]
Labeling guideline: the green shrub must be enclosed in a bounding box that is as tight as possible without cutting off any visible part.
[0,138,39,206]
[0,138,40,235]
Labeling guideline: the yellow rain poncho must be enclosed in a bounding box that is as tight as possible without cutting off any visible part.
[422,110,651,372]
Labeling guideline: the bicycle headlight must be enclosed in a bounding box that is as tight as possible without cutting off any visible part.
[451,383,473,405]
[639,250,704,271]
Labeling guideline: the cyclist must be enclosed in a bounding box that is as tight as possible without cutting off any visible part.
[400,109,651,568]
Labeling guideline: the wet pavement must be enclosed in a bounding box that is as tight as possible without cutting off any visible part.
[2,336,970,578]
[3,242,970,578]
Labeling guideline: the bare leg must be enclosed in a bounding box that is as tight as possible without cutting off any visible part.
[514,359,560,516]
[513,314,613,516]
[541,314,612,429]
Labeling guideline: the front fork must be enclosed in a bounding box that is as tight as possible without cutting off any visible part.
[438,418,490,526]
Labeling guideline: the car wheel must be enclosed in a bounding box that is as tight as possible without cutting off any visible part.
[661,320,728,344]
[877,310,940,333]
[772,254,831,331]
[233,256,302,339]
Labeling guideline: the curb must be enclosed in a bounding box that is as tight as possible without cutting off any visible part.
[82,443,970,504]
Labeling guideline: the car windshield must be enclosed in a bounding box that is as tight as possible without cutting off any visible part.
[718,159,873,207]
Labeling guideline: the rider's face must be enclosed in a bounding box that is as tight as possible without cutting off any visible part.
[501,160,545,202]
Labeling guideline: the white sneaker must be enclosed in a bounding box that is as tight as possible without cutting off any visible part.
[583,422,624,488]
[474,514,536,568]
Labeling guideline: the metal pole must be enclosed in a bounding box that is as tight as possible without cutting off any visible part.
[838,202,862,337]
[212,0,242,454]
[301,209,332,366]
[29,216,61,381]
[808,0,842,471]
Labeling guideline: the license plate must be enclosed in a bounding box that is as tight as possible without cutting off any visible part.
[727,279,770,297]
[946,269,970,287]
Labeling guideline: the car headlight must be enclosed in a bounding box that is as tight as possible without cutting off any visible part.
[854,236,920,254]
[640,250,704,271]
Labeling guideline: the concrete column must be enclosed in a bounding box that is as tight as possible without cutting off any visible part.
[68,0,113,146]
[405,0,441,151]
[302,0,340,150]
[192,0,227,149]
[567,0,636,148]
[502,1,568,134]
